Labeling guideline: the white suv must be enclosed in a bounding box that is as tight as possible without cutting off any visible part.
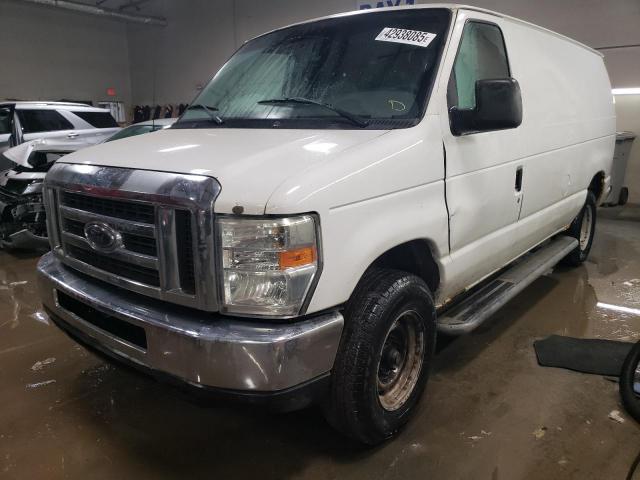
[0,102,119,170]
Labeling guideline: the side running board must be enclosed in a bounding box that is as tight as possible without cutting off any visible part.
[437,236,578,335]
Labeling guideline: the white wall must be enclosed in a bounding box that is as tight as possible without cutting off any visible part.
[0,1,132,109]
[603,48,640,89]
[126,0,236,106]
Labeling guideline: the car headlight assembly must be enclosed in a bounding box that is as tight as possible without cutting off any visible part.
[217,215,320,317]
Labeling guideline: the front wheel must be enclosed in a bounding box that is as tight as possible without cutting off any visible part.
[561,191,596,266]
[324,268,436,445]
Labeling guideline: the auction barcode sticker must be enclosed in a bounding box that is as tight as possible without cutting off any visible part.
[375,27,436,48]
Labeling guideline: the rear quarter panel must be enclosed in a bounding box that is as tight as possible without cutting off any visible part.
[502,17,616,216]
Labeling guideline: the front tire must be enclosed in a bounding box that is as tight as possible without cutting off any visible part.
[562,191,596,266]
[324,268,436,445]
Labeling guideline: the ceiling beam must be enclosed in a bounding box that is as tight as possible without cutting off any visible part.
[119,0,150,12]
[18,0,167,26]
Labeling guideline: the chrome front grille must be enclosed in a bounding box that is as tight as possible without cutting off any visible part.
[59,193,162,287]
[61,190,156,223]
[66,243,161,286]
[43,163,221,311]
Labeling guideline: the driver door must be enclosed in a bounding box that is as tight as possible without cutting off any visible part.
[438,12,525,292]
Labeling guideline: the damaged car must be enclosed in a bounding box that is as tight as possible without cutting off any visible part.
[0,118,176,249]
[0,138,91,249]
[0,101,120,249]
[0,101,121,170]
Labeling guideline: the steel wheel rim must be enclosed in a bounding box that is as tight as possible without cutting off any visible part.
[579,205,593,250]
[377,310,425,411]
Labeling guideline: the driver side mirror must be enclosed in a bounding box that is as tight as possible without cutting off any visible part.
[450,78,523,136]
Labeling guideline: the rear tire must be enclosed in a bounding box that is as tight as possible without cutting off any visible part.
[619,187,629,206]
[561,191,596,267]
[324,268,436,445]
[620,341,640,424]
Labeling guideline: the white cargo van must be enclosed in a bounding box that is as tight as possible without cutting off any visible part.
[37,5,615,444]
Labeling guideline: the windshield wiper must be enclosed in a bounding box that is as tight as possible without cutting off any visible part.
[185,104,224,124]
[258,97,369,128]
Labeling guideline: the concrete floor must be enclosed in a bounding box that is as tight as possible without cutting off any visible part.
[1,207,640,480]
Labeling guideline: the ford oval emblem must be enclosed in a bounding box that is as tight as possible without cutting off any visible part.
[84,222,122,253]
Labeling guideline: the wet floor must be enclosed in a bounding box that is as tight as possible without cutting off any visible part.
[1,207,640,479]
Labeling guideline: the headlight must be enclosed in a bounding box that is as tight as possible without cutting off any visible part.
[217,215,320,317]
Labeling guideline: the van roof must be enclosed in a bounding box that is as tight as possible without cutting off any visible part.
[265,4,602,58]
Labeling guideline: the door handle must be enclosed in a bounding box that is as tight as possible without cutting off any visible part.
[67,132,79,138]
[515,166,523,192]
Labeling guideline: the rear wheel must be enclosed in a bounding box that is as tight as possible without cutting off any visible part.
[562,191,596,266]
[324,268,436,445]
[620,341,640,423]
[619,187,629,206]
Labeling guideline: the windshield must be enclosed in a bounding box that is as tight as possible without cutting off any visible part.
[175,8,450,130]
[106,124,158,142]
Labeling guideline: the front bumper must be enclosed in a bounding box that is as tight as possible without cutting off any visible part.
[38,252,344,397]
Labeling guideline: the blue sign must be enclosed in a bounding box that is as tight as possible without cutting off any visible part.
[358,0,415,9]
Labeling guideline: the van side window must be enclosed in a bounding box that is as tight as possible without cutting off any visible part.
[17,110,74,134]
[448,22,510,110]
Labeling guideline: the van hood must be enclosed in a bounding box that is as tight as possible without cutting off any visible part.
[59,127,388,214]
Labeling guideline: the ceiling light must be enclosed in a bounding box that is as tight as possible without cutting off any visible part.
[612,88,640,95]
